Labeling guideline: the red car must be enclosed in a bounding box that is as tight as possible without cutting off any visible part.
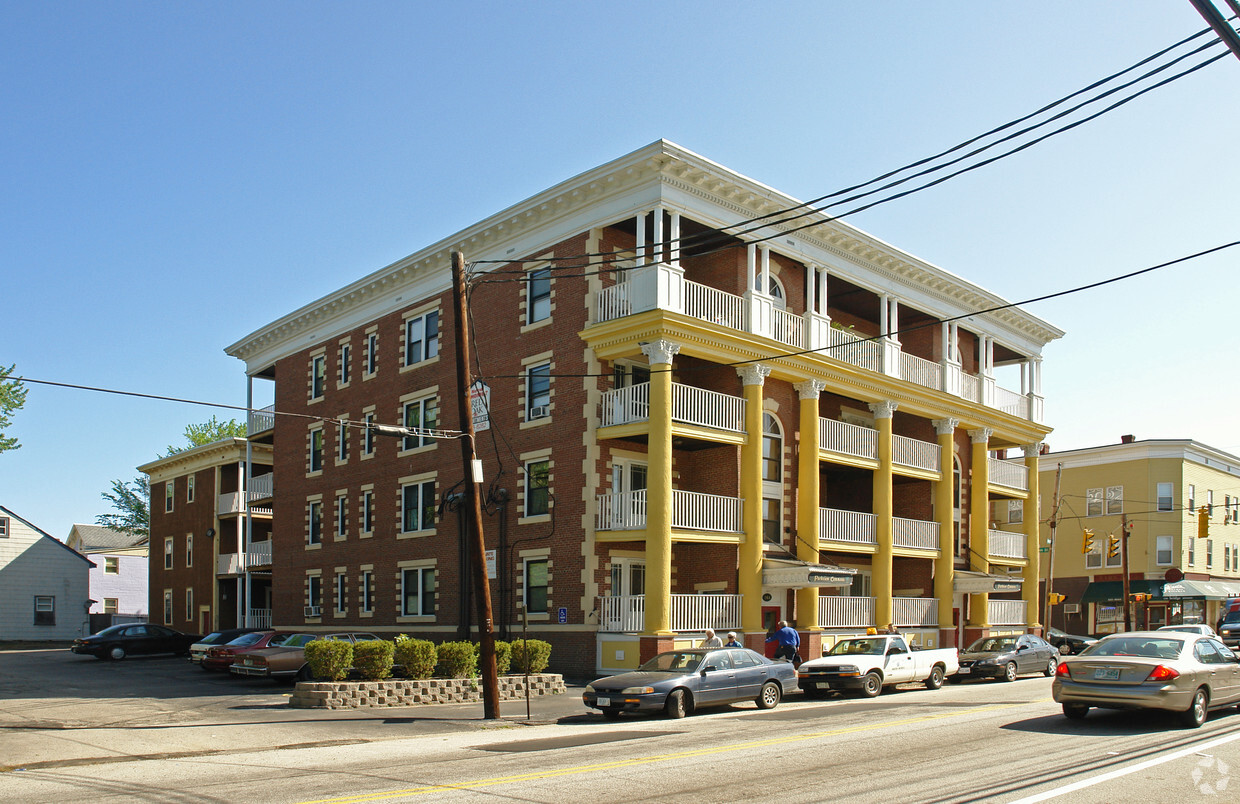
[203,631,297,672]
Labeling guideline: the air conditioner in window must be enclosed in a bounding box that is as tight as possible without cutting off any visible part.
[1064,603,1080,614]
[304,605,321,617]
[529,405,550,419]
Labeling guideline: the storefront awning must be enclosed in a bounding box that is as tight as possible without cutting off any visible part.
[762,559,855,589]
[1078,580,1164,603]
[1161,579,1240,600]
[953,570,1024,595]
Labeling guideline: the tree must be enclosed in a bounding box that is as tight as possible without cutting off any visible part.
[163,415,247,456]
[97,476,150,541]
[0,363,28,454]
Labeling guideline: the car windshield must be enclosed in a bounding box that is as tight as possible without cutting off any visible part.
[199,632,228,645]
[968,637,1017,653]
[279,634,318,648]
[1224,612,1240,626]
[827,638,887,656]
[1083,637,1184,658]
[639,652,703,673]
[227,632,267,647]
[94,624,129,637]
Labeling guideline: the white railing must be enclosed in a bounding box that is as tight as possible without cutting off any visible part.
[819,418,877,460]
[597,490,647,531]
[988,529,1028,559]
[684,280,747,330]
[247,405,275,435]
[600,595,645,632]
[900,352,942,391]
[670,594,742,631]
[247,608,272,629]
[248,473,274,500]
[600,383,650,427]
[989,599,1027,626]
[892,434,940,472]
[893,597,938,627]
[993,385,1028,418]
[960,372,981,403]
[672,490,742,533]
[819,596,875,628]
[673,384,745,432]
[596,282,632,323]
[771,307,806,349]
[221,491,273,517]
[217,553,240,575]
[820,508,877,545]
[248,540,273,566]
[825,326,882,373]
[893,517,939,550]
[989,459,1029,491]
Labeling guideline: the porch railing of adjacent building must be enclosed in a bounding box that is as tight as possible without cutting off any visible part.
[819,508,877,545]
[248,608,272,629]
[597,593,742,632]
[247,404,275,435]
[988,529,1028,560]
[218,491,273,517]
[819,596,939,628]
[893,517,939,550]
[248,473,274,500]
[216,541,274,575]
[596,490,742,533]
[988,459,1029,491]
[988,599,1027,625]
[892,597,939,627]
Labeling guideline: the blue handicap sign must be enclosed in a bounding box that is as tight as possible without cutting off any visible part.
[557,607,568,624]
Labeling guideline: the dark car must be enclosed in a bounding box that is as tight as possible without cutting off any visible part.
[71,623,200,661]
[1047,626,1097,656]
[583,647,797,720]
[202,631,294,672]
[955,633,1059,682]
[189,628,272,666]
[1217,611,1240,648]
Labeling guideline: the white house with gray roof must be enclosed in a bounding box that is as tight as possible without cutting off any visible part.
[0,506,94,640]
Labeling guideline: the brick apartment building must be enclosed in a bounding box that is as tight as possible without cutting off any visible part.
[224,140,1062,675]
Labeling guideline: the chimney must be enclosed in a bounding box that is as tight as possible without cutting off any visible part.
[1121,434,1135,444]
[1040,443,1050,455]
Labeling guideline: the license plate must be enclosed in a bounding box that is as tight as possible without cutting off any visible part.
[957,667,971,675]
[816,682,831,689]
[1094,667,1120,681]
[596,696,611,707]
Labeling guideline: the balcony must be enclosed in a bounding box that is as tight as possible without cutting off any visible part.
[989,599,1027,626]
[248,404,275,435]
[248,473,273,501]
[598,593,742,632]
[988,459,1029,492]
[818,596,938,628]
[596,489,742,534]
[218,491,273,517]
[893,517,939,551]
[594,263,1043,422]
[819,419,877,462]
[216,541,273,575]
[892,434,940,473]
[600,382,745,434]
[988,529,1028,560]
[246,608,272,629]
[819,508,876,547]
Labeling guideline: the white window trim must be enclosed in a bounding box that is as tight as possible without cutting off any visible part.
[398,474,437,537]
[398,561,437,621]
[522,262,553,330]
[401,306,441,370]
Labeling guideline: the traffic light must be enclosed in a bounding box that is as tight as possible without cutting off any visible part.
[1130,593,1150,603]
[1107,532,1121,560]
[1199,507,1210,539]
[1082,528,1095,554]
[1047,592,1065,605]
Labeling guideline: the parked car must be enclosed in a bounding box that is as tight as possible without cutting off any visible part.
[188,628,272,666]
[1046,626,1097,656]
[202,631,295,672]
[955,633,1059,682]
[1053,631,1240,727]
[1157,624,1216,636]
[71,624,200,661]
[1218,611,1240,647]
[229,632,382,681]
[583,648,797,719]
[797,635,959,697]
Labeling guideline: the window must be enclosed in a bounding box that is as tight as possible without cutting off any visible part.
[185,534,193,568]
[1208,490,1215,516]
[361,490,374,534]
[187,475,195,503]
[335,573,347,614]
[527,267,551,324]
[1157,482,1173,512]
[363,412,376,455]
[525,459,550,517]
[1227,544,1232,572]
[1106,486,1123,515]
[402,481,436,533]
[762,498,781,544]
[103,598,118,614]
[309,428,324,473]
[308,575,322,611]
[1207,539,1214,569]
[336,494,348,539]
[401,567,436,616]
[361,571,374,613]
[33,596,55,626]
[105,556,119,574]
[1189,536,1196,566]
[1156,535,1173,566]
[526,363,550,419]
[308,501,322,545]
[165,481,175,513]
[524,559,548,614]
[404,311,439,366]
[1085,536,1102,569]
[163,590,173,625]
[311,355,326,399]
[402,397,438,450]
[761,414,783,483]
[366,332,378,374]
[185,588,194,622]
[164,538,173,570]
[1189,484,1196,512]
[0,516,8,537]
[1007,500,1023,525]
[340,343,351,385]
[337,421,348,462]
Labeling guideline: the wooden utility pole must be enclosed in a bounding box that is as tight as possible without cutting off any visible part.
[1044,464,1062,629]
[1189,0,1240,62]
[451,251,500,719]
[1121,513,1132,632]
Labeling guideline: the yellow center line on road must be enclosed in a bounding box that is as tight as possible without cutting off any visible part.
[297,698,1050,804]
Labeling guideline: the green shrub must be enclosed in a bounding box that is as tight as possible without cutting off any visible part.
[510,639,552,674]
[437,640,479,678]
[304,639,353,682]
[352,639,395,681]
[494,640,512,675]
[394,635,437,679]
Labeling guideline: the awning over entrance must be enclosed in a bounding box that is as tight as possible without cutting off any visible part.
[953,570,1024,595]
[1078,580,1165,603]
[1161,579,1240,600]
[762,559,855,589]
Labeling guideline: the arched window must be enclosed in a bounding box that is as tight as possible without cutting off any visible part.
[754,274,787,310]
[953,454,963,557]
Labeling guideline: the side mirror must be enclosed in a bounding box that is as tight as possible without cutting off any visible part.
[702,664,718,674]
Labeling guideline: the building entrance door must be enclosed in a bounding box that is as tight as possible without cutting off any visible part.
[761,605,782,658]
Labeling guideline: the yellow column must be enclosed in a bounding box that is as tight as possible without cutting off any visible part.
[932,418,958,636]
[641,339,679,636]
[1022,443,1042,629]
[968,428,993,628]
[738,363,771,634]
[795,380,826,631]
[870,401,897,628]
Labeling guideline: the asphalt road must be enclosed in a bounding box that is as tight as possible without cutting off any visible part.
[5,648,1240,803]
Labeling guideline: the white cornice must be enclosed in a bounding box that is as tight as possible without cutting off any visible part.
[139,438,273,482]
[1041,439,1240,476]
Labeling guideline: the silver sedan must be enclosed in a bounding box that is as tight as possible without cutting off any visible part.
[1052,631,1240,728]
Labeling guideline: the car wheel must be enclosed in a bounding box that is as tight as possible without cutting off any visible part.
[859,672,883,698]
[1002,662,1018,682]
[1044,658,1058,677]
[1181,688,1209,728]
[756,681,781,710]
[1062,704,1089,720]
[108,646,126,661]
[925,665,945,690]
[665,688,690,719]
[602,709,622,721]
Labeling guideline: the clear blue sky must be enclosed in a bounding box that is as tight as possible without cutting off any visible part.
[3,2,1238,541]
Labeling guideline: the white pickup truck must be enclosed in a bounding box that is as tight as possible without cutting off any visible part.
[797,635,959,698]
